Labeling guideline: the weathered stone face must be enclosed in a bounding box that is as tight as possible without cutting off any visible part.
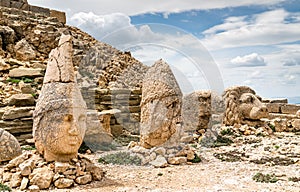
[182,91,211,132]
[140,59,182,149]
[222,86,269,126]
[33,34,87,162]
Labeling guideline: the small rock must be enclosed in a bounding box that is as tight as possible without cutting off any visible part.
[85,163,104,181]
[20,177,29,190]
[149,155,168,168]
[54,162,70,173]
[19,160,34,176]
[168,157,187,165]
[75,174,92,185]
[54,178,74,189]
[153,147,166,156]
[10,171,22,188]
[29,166,54,189]
[28,185,40,191]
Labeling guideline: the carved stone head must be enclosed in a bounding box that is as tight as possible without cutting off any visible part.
[222,86,268,126]
[33,34,87,162]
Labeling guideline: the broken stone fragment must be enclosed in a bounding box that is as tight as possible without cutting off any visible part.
[29,166,54,189]
[0,128,22,162]
[140,59,183,149]
[14,38,36,61]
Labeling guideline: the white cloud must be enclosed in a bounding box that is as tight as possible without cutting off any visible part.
[230,53,267,67]
[28,0,285,16]
[202,9,300,50]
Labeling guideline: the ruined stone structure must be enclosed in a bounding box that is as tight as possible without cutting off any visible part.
[263,98,300,132]
[0,0,66,23]
[182,91,211,133]
[140,59,183,149]
[33,35,87,162]
[222,86,269,126]
[0,128,21,162]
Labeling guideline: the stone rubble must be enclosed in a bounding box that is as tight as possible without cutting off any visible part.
[0,150,105,190]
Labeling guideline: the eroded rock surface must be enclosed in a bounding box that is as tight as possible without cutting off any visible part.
[33,34,87,162]
[182,91,211,133]
[0,128,22,162]
[140,59,182,149]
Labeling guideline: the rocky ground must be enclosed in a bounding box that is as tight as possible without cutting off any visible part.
[1,131,295,192]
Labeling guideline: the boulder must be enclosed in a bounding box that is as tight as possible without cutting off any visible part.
[14,39,36,61]
[140,59,182,148]
[0,128,22,162]
[33,34,87,162]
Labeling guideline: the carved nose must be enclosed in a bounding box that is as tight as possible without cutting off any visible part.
[260,106,268,113]
[68,121,79,136]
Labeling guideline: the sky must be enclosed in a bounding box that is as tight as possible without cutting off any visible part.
[28,0,300,102]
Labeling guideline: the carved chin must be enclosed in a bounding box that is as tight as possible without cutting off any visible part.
[249,107,268,120]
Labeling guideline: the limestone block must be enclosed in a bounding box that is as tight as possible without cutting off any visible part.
[0,120,33,134]
[266,103,281,113]
[263,98,288,103]
[9,68,44,78]
[182,91,211,132]
[50,10,66,24]
[0,0,10,7]
[2,106,34,120]
[0,128,22,162]
[29,5,50,16]
[140,59,182,149]
[7,94,35,106]
[14,39,36,61]
[280,104,300,114]
[10,1,29,10]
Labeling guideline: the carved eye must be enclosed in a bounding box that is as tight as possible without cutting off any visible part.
[63,114,73,122]
[247,96,254,103]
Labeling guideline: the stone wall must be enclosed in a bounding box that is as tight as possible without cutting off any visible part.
[263,98,300,132]
[94,88,142,136]
[0,0,66,24]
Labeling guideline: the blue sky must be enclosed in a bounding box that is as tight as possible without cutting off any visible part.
[28,0,300,102]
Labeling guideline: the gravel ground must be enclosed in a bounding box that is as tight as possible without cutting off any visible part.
[42,132,300,192]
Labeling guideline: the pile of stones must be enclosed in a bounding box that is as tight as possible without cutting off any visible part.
[0,151,104,190]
